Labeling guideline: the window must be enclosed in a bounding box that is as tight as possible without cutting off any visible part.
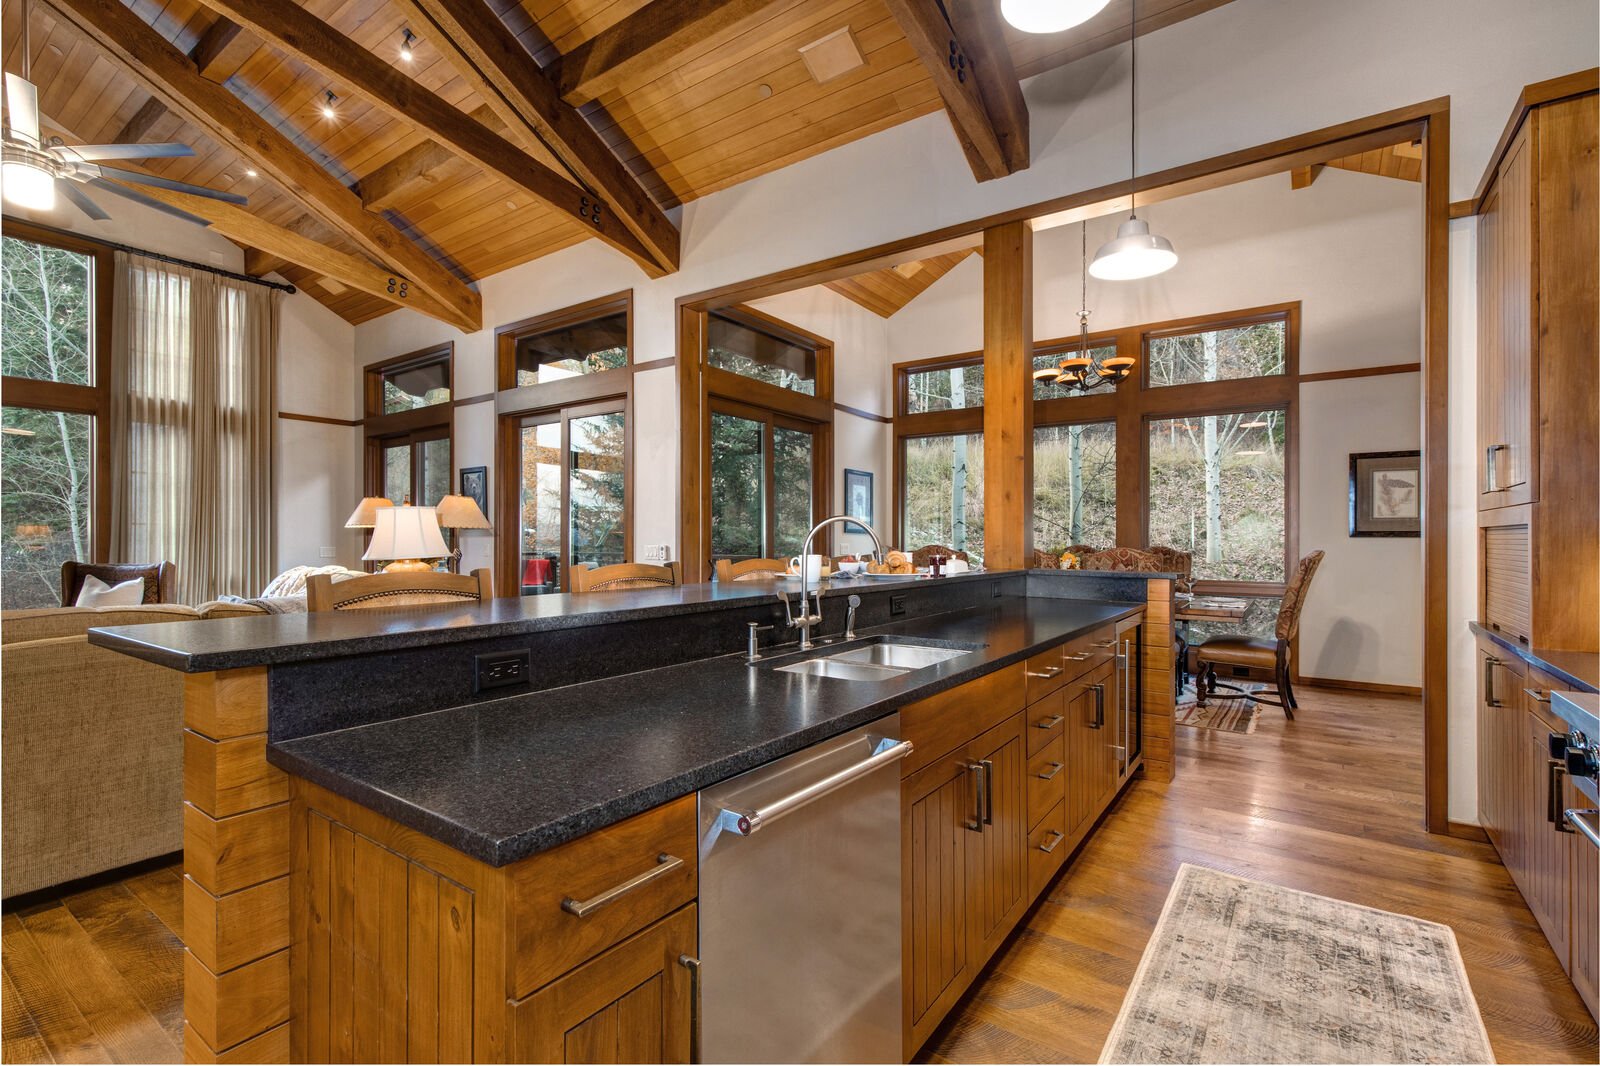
[376,351,451,413]
[1,229,108,608]
[508,308,628,387]
[901,433,984,564]
[364,345,453,509]
[1146,316,1287,388]
[707,311,817,396]
[1147,409,1287,582]
[904,360,984,413]
[1033,422,1115,553]
[709,405,819,562]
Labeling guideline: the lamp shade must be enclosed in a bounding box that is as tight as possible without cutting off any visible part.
[344,496,394,528]
[1089,216,1178,281]
[1000,0,1110,33]
[435,494,491,530]
[363,506,449,563]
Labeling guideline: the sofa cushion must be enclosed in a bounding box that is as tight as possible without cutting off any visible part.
[74,575,146,607]
[1,603,206,644]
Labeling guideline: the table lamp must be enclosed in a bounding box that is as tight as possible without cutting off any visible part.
[344,496,393,528]
[436,494,492,573]
[362,506,449,573]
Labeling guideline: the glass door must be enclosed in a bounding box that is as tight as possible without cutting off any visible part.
[511,400,628,593]
[707,400,820,566]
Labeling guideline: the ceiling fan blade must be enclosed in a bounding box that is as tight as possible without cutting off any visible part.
[4,73,42,147]
[88,178,212,227]
[57,180,111,221]
[57,142,195,162]
[88,163,247,205]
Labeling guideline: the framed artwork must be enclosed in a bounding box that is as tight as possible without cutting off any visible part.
[844,469,873,535]
[1349,451,1420,537]
[460,466,489,519]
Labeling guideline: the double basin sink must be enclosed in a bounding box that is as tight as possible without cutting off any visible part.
[773,638,982,681]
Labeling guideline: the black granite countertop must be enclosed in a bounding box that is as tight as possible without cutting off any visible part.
[267,596,1139,867]
[1469,621,1599,693]
[87,570,1014,673]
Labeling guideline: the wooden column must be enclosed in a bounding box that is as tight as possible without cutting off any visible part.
[181,667,292,1063]
[981,221,1034,570]
[1140,578,1177,783]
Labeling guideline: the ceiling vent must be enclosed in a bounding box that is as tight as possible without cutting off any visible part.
[799,27,865,85]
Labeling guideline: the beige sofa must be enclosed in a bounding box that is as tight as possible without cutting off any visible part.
[1,600,265,897]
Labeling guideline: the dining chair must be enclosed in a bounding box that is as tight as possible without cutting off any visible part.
[569,561,681,592]
[910,544,970,567]
[1191,550,1325,718]
[714,558,787,582]
[306,568,493,611]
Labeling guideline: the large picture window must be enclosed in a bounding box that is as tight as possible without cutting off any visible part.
[901,433,984,563]
[1033,422,1115,554]
[1,227,109,609]
[709,404,819,562]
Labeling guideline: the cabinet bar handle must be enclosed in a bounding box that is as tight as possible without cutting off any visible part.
[1038,829,1065,854]
[1485,443,1507,493]
[1035,714,1064,730]
[1523,688,1551,704]
[679,955,702,1064]
[966,761,985,832]
[980,759,995,826]
[1063,652,1091,662]
[1484,656,1502,707]
[1037,761,1063,781]
[561,853,683,917]
[1090,683,1106,729]
[1550,763,1574,831]
[1028,665,1063,679]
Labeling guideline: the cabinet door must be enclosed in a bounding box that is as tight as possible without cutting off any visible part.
[1563,775,1598,1019]
[1477,648,1508,846]
[512,905,696,1064]
[1522,710,1570,968]
[966,713,1028,967]
[1487,123,1538,505]
[1477,174,1503,507]
[902,749,978,1045]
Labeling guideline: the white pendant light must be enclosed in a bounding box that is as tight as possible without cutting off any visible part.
[1091,0,1177,281]
[1001,0,1111,34]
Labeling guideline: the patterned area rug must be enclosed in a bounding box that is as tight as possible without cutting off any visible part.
[1175,682,1263,734]
[1100,864,1494,1064]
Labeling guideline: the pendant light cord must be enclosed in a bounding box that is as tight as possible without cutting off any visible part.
[1080,221,1090,354]
[1129,0,1137,218]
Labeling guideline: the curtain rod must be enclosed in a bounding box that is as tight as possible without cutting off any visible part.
[4,217,297,294]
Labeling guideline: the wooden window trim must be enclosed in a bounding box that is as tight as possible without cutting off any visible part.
[364,342,455,423]
[0,218,114,565]
[494,290,633,398]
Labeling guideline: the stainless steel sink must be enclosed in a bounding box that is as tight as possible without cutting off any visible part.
[827,642,974,670]
[774,658,910,681]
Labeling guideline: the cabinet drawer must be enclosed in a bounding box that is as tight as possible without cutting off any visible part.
[1024,644,1071,702]
[1027,734,1065,829]
[901,663,1025,777]
[1028,801,1068,900]
[1026,687,1067,757]
[1025,629,1112,705]
[509,794,698,998]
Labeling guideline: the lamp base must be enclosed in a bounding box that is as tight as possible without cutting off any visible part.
[381,558,435,573]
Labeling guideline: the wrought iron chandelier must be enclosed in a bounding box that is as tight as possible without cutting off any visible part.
[1033,222,1136,394]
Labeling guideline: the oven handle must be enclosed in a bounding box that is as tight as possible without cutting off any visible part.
[721,738,913,836]
[1566,808,1600,850]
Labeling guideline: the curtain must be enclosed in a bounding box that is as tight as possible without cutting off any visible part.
[111,252,277,603]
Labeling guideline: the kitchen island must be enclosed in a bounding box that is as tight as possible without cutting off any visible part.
[93,569,1178,1063]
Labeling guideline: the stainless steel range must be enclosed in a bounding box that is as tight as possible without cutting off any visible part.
[1549,690,1599,849]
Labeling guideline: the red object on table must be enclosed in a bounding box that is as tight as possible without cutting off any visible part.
[522,557,552,588]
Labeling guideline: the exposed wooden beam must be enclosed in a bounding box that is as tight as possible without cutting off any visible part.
[44,0,481,331]
[1290,163,1323,189]
[544,0,779,107]
[395,0,680,276]
[190,17,258,83]
[357,104,505,211]
[880,0,1029,181]
[195,0,655,269]
[243,213,333,276]
[113,182,464,324]
[112,96,167,143]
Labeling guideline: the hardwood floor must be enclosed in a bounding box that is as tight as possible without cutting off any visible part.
[3,688,1594,1064]
[922,687,1600,1064]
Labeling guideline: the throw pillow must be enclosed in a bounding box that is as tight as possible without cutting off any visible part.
[75,575,146,607]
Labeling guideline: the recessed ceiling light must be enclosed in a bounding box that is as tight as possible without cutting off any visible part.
[320,91,338,120]
[245,167,258,177]
[399,28,418,63]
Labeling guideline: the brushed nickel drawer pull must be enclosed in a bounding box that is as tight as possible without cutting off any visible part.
[1063,652,1091,662]
[1035,713,1064,730]
[1523,688,1551,704]
[1028,665,1064,679]
[1038,830,1065,854]
[561,853,683,917]
[1037,761,1063,781]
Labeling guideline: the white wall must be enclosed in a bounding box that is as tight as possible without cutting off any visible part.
[7,193,361,577]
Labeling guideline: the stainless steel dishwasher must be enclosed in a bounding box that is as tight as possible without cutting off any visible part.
[697,716,911,1064]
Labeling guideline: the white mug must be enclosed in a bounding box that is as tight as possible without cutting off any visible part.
[788,554,824,581]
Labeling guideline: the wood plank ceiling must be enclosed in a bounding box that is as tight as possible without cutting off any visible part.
[824,245,977,317]
[2,0,1239,326]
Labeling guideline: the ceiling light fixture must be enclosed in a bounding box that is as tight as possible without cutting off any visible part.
[2,0,55,212]
[399,28,417,63]
[1091,0,1178,282]
[1001,0,1110,34]
[245,167,257,177]
[320,91,338,120]
[1031,221,1135,394]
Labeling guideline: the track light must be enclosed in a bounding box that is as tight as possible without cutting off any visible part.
[399,28,417,63]
[320,91,338,120]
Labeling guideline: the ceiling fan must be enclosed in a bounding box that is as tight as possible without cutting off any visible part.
[2,0,246,225]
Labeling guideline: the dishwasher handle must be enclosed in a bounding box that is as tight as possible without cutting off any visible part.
[722,737,913,836]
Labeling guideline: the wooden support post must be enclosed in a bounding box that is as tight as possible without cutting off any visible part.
[181,667,292,1064]
[981,221,1033,570]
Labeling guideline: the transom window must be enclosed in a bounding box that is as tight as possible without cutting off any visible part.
[373,349,451,414]
[707,311,818,396]
[1145,315,1287,388]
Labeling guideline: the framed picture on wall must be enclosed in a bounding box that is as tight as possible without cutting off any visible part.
[844,469,873,535]
[460,466,489,519]
[1349,451,1420,537]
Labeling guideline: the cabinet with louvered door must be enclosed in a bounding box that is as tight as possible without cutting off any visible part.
[1064,660,1118,841]
[1520,701,1570,968]
[965,713,1027,968]
[901,746,978,1052]
[1478,121,1537,510]
[1476,642,1521,852]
